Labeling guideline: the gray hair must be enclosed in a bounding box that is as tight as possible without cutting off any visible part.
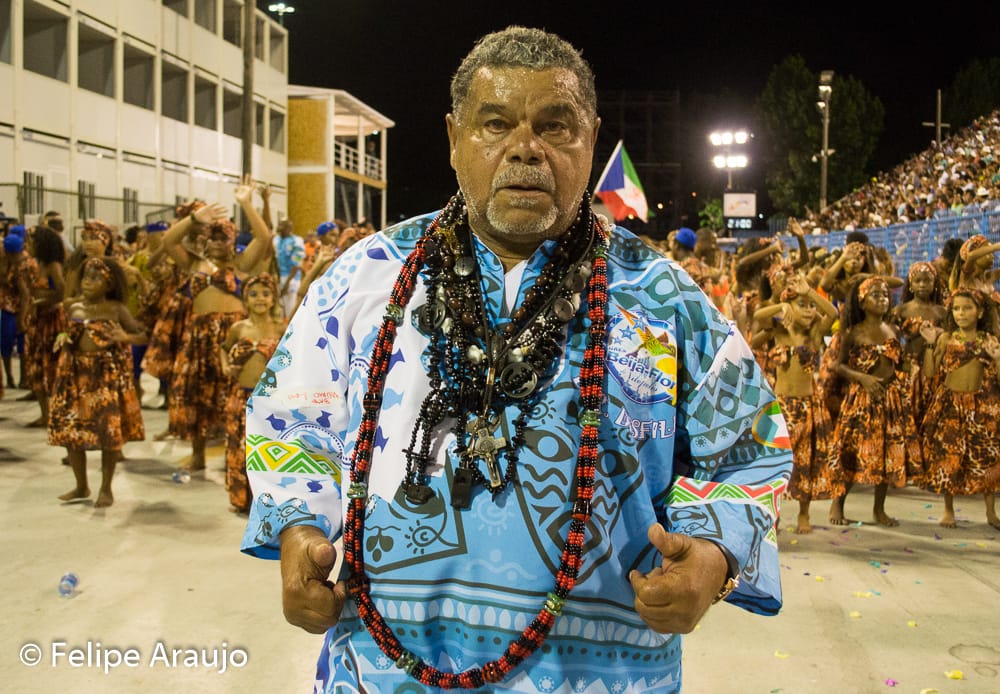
[450,26,597,120]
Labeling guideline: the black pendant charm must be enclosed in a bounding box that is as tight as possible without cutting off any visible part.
[451,466,474,509]
[403,481,435,505]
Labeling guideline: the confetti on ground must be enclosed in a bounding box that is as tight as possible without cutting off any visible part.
[814,576,825,582]
[933,534,942,540]
[853,591,874,598]
[884,678,898,686]
[774,651,790,659]
[907,620,918,627]
[953,542,967,547]
[790,539,798,545]
[944,670,963,680]
[976,542,987,548]
[851,521,863,527]
[919,689,940,694]
[870,560,882,568]
[924,504,933,509]
[849,611,862,619]
[903,547,915,553]
[915,580,922,585]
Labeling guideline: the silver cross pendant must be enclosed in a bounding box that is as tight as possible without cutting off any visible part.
[466,414,507,489]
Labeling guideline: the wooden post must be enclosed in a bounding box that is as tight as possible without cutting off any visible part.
[241,0,255,178]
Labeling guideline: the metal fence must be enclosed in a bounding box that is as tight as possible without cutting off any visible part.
[780,209,1000,281]
[0,182,176,247]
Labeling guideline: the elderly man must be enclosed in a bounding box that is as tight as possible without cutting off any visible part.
[242,26,790,692]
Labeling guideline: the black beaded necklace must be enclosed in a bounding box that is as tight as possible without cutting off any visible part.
[343,192,611,688]
[401,192,599,508]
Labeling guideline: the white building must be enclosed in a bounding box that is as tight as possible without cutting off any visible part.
[0,0,290,240]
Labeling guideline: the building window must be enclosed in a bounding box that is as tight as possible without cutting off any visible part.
[222,86,241,138]
[161,60,188,123]
[254,101,265,146]
[77,180,96,220]
[222,0,241,47]
[0,0,12,64]
[23,0,68,82]
[22,171,44,215]
[123,187,139,224]
[269,106,284,153]
[254,16,265,60]
[194,0,217,33]
[123,42,154,110]
[269,28,285,72]
[194,75,217,129]
[163,0,188,17]
[77,21,115,97]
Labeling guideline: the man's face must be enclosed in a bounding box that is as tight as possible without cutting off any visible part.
[446,66,599,250]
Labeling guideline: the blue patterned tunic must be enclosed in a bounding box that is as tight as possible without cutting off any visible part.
[241,213,792,693]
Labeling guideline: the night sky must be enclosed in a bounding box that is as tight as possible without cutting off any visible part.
[262,1,999,222]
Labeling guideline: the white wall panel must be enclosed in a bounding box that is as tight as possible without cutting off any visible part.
[191,125,218,170]
[0,64,14,124]
[75,89,117,147]
[22,72,71,137]
[119,0,160,47]
[120,104,157,156]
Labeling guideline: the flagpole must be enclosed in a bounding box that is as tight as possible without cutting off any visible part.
[593,139,623,192]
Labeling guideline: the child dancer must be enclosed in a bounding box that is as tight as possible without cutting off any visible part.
[219,273,283,513]
[23,225,66,427]
[50,257,146,508]
[755,273,840,532]
[890,261,947,416]
[918,288,1000,528]
[828,276,922,526]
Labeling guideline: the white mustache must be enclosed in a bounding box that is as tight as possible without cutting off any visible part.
[492,166,554,193]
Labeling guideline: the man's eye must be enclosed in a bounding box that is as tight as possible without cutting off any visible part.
[542,121,567,134]
[484,119,508,132]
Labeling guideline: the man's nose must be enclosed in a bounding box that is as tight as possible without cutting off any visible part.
[507,122,543,164]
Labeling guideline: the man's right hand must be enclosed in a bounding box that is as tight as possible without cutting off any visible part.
[280,525,347,634]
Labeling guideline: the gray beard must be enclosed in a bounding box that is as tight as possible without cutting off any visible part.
[482,196,559,237]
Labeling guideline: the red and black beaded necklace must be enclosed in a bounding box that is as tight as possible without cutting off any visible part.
[342,193,610,688]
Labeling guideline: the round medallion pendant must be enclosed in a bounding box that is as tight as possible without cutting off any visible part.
[454,256,476,277]
[500,362,538,399]
[413,301,447,334]
[552,297,576,323]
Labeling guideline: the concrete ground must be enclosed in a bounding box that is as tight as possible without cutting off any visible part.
[1,372,999,694]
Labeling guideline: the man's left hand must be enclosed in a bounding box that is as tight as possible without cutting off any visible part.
[628,523,729,633]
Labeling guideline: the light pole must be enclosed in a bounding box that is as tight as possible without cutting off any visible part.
[709,129,749,190]
[816,70,834,211]
[267,2,296,26]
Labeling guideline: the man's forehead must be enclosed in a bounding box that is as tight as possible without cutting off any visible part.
[466,66,586,109]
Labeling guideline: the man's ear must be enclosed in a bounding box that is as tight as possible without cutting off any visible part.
[590,116,601,147]
[446,114,458,171]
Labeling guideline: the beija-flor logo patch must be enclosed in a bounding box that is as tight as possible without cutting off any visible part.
[606,305,678,405]
[752,401,791,449]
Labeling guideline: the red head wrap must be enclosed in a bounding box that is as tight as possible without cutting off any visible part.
[857,276,888,302]
[959,234,988,262]
[908,261,937,280]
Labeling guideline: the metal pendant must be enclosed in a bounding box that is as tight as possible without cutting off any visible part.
[500,361,538,399]
[454,256,476,277]
[551,296,576,323]
[413,301,446,334]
